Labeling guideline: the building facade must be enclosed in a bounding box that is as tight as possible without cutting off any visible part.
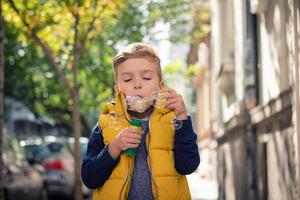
[208,0,300,199]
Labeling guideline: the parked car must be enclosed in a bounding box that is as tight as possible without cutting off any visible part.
[3,133,47,200]
[41,136,74,198]
[20,137,51,165]
[66,137,89,159]
[42,136,90,198]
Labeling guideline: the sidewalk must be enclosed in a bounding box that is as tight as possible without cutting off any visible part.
[187,171,218,200]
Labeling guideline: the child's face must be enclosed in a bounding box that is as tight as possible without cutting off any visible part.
[115,58,163,98]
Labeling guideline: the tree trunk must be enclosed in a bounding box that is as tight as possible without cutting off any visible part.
[0,0,4,199]
[6,2,84,199]
[72,11,83,200]
[72,87,82,200]
[186,39,201,65]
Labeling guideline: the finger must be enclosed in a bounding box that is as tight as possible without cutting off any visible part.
[164,93,177,100]
[164,91,181,100]
[125,143,140,149]
[120,143,139,151]
[126,132,142,140]
[119,136,140,146]
[166,102,186,115]
[161,88,176,96]
[118,138,140,150]
[124,137,141,145]
[120,130,141,140]
[165,100,178,108]
[121,138,141,150]
[127,128,143,135]
[165,94,181,102]
[156,89,173,99]
[165,96,183,107]
[165,102,179,111]
[160,87,176,93]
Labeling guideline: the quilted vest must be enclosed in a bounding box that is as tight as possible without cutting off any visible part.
[93,92,191,200]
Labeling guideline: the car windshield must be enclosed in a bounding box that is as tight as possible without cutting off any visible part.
[47,142,64,153]
[67,137,88,159]
[24,143,50,163]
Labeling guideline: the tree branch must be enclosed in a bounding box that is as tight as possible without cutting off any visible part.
[7,0,73,93]
[80,1,109,47]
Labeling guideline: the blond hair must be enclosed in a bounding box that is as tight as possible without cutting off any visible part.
[112,42,162,81]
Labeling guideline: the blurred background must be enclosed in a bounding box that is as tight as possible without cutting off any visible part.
[1,0,300,200]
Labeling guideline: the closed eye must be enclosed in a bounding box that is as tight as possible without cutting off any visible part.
[143,77,152,80]
[124,79,132,82]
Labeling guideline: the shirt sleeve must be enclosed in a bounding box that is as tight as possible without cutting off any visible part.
[81,124,120,189]
[174,117,200,175]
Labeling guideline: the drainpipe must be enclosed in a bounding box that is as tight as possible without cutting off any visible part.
[244,0,259,199]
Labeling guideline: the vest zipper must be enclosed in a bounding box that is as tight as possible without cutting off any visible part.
[119,158,132,200]
[119,93,159,198]
[147,115,159,200]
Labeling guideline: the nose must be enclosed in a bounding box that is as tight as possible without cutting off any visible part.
[133,79,142,89]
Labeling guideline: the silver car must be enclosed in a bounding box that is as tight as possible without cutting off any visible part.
[42,136,90,199]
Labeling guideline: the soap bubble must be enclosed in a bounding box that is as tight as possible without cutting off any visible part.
[126,96,154,113]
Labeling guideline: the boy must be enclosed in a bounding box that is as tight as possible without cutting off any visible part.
[81,43,200,200]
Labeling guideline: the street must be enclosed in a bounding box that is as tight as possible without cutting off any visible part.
[187,168,218,200]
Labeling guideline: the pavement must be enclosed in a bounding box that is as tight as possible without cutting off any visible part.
[187,171,218,200]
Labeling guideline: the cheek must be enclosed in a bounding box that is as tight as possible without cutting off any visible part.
[116,82,126,91]
[118,84,128,91]
[116,83,133,96]
[146,81,161,91]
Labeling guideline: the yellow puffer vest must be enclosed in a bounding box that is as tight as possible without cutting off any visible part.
[93,92,191,200]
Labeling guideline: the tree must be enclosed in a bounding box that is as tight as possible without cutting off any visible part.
[4,1,125,199]
[186,0,210,65]
[0,0,4,199]
[4,22,97,136]
[3,1,199,198]
[3,0,195,126]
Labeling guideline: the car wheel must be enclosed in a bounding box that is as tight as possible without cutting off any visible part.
[39,188,48,200]
[4,189,9,200]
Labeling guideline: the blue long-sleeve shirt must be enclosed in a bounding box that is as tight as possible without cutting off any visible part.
[81,117,200,189]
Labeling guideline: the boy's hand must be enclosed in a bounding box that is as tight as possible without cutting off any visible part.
[108,127,142,159]
[161,88,188,120]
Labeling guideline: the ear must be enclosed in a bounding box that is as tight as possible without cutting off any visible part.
[159,81,164,89]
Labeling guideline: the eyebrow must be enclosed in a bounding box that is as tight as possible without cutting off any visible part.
[140,70,156,76]
[141,70,154,73]
[120,72,132,76]
[120,70,155,76]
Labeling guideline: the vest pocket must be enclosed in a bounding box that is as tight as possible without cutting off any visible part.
[154,176,182,200]
[93,178,125,200]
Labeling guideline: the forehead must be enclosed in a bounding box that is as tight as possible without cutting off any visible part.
[116,58,158,74]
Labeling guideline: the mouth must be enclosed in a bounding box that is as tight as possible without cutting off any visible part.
[126,95,154,113]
